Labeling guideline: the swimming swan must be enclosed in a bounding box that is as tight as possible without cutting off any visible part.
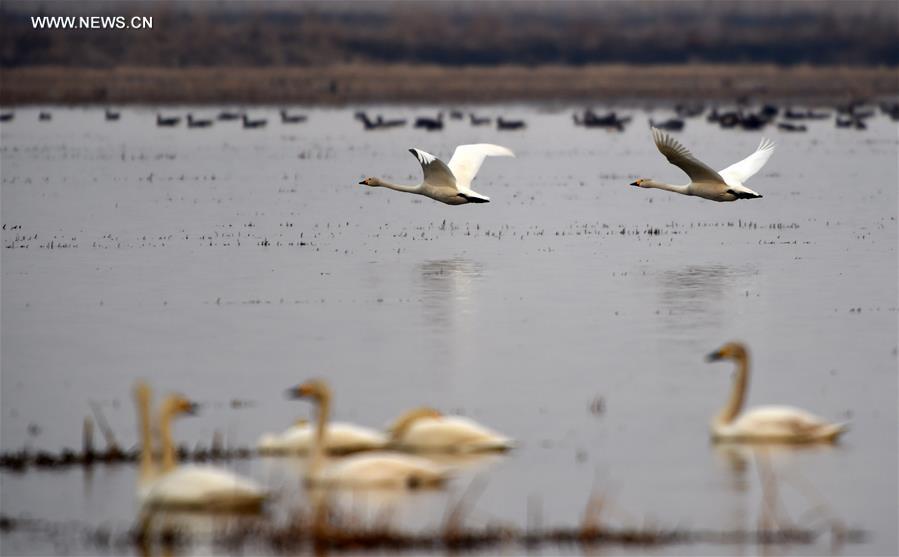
[706,342,848,443]
[359,144,514,205]
[142,393,269,511]
[631,128,774,202]
[387,407,514,453]
[287,380,449,489]
[257,418,387,455]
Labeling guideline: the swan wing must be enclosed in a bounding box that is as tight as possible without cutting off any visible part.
[409,148,457,190]
[719,138,775,184]
[144,465,267,508]
[732,406,844,440]
[320,453,449,488]
[259,422,386,454]
[397,416,513,452]
[447,144,515,190]
[652,127,724,184]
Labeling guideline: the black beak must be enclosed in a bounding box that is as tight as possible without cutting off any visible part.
[358,181,366,185]
[285,386,307,399]
[706,351,722,362]
[630,181,640,186]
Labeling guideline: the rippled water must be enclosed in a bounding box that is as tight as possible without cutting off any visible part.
[1,106,897,556]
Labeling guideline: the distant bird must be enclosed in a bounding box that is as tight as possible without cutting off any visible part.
[187,114,213,128]
[574,110,630,130]
[104,109,120,121]
[355,112,405,130]
[0,112,14,122]
[706,342,849,443]
[376,115,406,128]
[777,122,807,132]
[359,143,514,205]
[631,127,774,202]
[449,110,465,120]
[414,113,444,131]
[217,110,242,121]
[496,117,526,130]
[242,114,267,129]
[279,110,307,124]
[469,113,491,126]
[835,115,866,130]
[674,103,705,118]
[784,107,830,120]
[258,419,386,455]
[649,118,684,132]
[38,111,52,121]
[156,114,180,127]
[387,407,514,453]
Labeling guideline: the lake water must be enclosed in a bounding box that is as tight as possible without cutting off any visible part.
[1,106,896,556]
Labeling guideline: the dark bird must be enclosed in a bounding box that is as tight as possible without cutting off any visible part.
[104,109,120,121]
[187,114,213,128]
[156,114,180,127]
[280,110,308,124]
[242,114,267,129]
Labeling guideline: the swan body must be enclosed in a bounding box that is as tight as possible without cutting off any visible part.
[707,342,848,444]
[142,465,268,512]
[632,128,774,202]
[388,407,514,453]
[288,379,450,489]
[257,421,386,455]
[359,143,514,205]
[139,392,269,511]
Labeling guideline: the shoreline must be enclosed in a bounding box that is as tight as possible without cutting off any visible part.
[1,64,897,105]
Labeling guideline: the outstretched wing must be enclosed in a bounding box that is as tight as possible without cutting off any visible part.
[447,144,515,190]
[719,138,775,185]
[652,127,724,184]
[409,148,457,190]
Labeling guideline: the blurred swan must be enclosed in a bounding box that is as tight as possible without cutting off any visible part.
[631,128,774,202]
[288,379,449,489]
[142,394,268,511]
[706,342,848,443]
[387,407,514,453]
[359,144,514,205]
[257,417,386,455]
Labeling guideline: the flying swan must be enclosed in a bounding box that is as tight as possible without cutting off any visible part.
[288,379,449,489]
[706,342,848,443]
[359,144,514,205]
[140,390,269,511]
[631,128,775,202]
[387,407,514,453]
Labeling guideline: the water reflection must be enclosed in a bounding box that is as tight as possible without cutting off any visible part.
[656,264,757,334]
[418,258,483,331]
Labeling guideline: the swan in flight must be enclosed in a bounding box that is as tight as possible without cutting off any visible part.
[140,392,269,511]
[288,379,449,489]
[387,407,514,453]
[706,342,848,443]
[359,144,514,205]
[631,128,774,202]
[257,418,387,455]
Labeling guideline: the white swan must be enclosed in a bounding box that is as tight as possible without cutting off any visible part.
[288,379,449,489]
[257,417,387,455]
[141,393,269,511]
[706,342,848,443]
[631,128,774,202]
[359,144,514,205]
[387,407,514,453]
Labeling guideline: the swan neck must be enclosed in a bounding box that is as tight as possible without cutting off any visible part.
[376,178,421,194]
[310,392,330,479]
[159,404,178,473]
[135,385,155,480]
[718,354,749,424]
[647,180,690,194]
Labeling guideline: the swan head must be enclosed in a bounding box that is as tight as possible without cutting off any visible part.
[161,394,201,417]
[286,379,331,403]
[359,177,381,187]
[630,179,653,188]
[706,342,748,363]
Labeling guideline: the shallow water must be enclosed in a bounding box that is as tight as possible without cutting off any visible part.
[1,106,897,556]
